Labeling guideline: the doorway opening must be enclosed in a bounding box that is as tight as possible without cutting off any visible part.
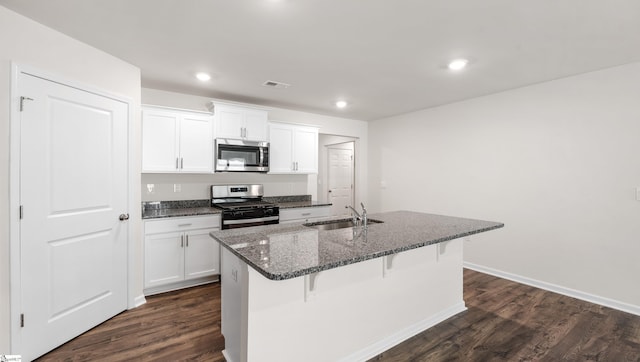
[317,134,357,218]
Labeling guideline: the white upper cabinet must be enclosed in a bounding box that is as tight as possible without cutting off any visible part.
[268,122,318,174]
[214,103,268,141]
[269,123,294,173]
[142,106,213,173]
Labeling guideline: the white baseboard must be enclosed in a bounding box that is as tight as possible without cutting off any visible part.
[464,262,640,317]
[132,294,147,309]
[143,276,219,296]
[339,302,467,362]
[222,349,234,362]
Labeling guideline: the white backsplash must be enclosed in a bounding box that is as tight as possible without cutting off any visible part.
[141,173,309,201]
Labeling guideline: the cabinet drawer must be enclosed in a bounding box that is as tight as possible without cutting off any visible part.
[145,215,221,234]
[279,206,330,222]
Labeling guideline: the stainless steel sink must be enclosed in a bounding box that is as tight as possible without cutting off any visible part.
[303,218,383,231]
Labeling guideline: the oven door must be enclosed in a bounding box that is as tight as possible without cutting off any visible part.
[221,207,279,229]
[215,139,269,172]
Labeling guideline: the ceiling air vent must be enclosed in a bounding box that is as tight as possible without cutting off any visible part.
[262,80,291,89]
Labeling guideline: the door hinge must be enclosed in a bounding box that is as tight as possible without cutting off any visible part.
[20,96,34,112]
[19,205,23,219]
[20,314,24,327]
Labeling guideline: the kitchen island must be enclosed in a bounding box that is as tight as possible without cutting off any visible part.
[210,211,503,362]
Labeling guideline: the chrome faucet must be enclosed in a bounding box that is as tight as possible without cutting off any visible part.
[360,202,367,228]
[345,202,368,229]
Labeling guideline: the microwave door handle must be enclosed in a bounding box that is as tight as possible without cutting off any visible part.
[259,147,264,165]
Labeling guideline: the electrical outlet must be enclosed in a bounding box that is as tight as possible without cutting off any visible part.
[173,184,181,193]
[232,269,238,282]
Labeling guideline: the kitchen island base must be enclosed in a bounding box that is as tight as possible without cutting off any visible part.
[221,238,466,362]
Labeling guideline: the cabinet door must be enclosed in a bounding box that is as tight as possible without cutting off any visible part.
[215,105,244,139]
[293,126,318,173]
[243,109,268,141]
[268,124,294,173]
[180,114,213,172]
[184,228,220,279]
[142,110,179,172]
[144,232,184,288]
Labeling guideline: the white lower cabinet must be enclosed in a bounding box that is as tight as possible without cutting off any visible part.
[144,215,221,294]
[279,206,330,224]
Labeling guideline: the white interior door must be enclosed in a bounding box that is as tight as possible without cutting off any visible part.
[18,72,129,361]
[327,147,354,217]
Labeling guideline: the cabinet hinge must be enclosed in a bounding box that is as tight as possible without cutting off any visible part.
[20,96,34,112]
[20,313,24,327]
[19,205,23,220]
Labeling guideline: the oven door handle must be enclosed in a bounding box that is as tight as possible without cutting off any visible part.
[223,216,280,225]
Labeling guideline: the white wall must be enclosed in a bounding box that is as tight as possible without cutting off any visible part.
[142,173,309,201]
[141,88,368,203]
[0,6,142,352]
[368,63,640,310]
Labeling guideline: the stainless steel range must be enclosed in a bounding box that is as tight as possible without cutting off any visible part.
[211,184,279,229]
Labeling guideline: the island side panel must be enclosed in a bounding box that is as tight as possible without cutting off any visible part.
[221,247,249,362]
[243,238,465,362]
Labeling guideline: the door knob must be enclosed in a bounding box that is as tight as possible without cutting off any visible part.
[119,213,130,221]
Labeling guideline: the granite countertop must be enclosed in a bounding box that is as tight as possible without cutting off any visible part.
[273,200,332,209]
[143,207,221,219]
[142,195,331,219]
[142,200,220,219]
[209,210,504,281]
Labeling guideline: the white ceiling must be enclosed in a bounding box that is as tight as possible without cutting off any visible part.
[2,0,640,121]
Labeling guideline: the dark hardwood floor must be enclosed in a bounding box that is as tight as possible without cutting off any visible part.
[36,269,640,361]
[35,284,225,362]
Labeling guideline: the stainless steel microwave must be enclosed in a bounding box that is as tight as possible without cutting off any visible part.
[215,138,269,172]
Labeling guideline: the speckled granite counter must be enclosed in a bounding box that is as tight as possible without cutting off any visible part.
[268,200,332,209]
[210,210,503,280]
[142,200,220,219]
[142,195,330,219]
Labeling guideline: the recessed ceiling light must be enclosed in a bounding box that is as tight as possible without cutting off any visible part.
[447,59,468,71]
[336,100,348,108]
[195,72,211,82]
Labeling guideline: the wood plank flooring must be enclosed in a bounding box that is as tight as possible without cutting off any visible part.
[36,269,640,361]
[35,284,225,362]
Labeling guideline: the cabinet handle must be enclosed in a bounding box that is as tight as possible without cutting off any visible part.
[186,234,189,247]
[180,158,184,169]
[178,223,192,227]
[244,127,248,139]
[181,235,184,248]
[175,157,179,169]
[302,213,311,216]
